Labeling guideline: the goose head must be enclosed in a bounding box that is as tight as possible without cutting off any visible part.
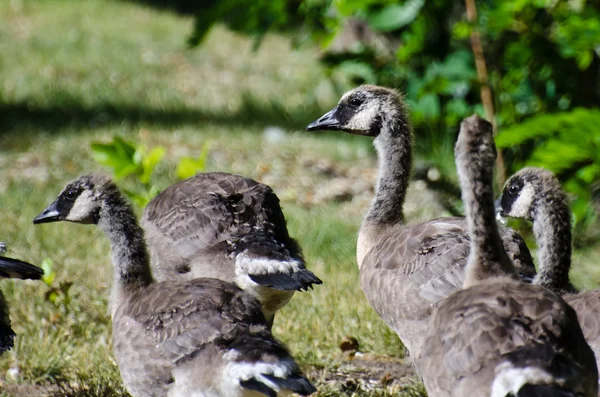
[496,167,560,221]
[306,85,409,138]
[33,175,116,225]
[455,114,497,177]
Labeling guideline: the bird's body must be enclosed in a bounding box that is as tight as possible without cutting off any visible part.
[34,175,315,397]
[307,85,535,355]
[417,115,597,397]
[141,172,321,324]
[498,167,600,390]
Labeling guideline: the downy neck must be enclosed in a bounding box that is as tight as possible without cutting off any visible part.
[97,192,153,316]
[357,116,412,267]
[533,199,573,293]
[368,115,412,227]
[460,153,516,288]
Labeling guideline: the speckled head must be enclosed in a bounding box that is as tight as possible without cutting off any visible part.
[455,114,497,173]
[497,167,563,221]
[306,85,408,137]
[33,175,117,225]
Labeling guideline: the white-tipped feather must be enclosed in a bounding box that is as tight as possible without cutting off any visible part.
[491,363,558,397]
[221,350,296,396]
[234,254,303,276]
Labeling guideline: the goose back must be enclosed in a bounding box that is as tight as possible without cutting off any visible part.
[419,280,596,397]
[359,217,535,354]
[113,278,314,397]
[141,172,321,321]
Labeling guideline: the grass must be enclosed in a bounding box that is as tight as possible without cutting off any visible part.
[0,1,599,397]
[0,1,416,396]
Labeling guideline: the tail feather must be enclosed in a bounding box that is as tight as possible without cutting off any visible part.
[515,384,576,397]
[249,269,322,291]
[263,374,317,396]
[249,273,303,291]
[240,378,276,397]
[290,269,322,291]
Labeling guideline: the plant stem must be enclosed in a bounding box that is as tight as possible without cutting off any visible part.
[465,0,506,186]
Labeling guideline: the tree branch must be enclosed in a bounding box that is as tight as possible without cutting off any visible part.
[465,0,506,186]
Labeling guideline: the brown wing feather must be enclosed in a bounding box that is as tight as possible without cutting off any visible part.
[360,217,536,353]
[417,281,597,397]
[112,278,267,395]
[564,290,600,371]
[117,278,266,362]
[141,173,319,292]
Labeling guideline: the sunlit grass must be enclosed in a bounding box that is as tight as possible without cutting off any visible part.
[0,0,419,396]
[2,1,598,396]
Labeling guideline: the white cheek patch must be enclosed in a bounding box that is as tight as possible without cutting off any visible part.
[507,184,535,219]
[346,102,379,131]
[65,190,96,222]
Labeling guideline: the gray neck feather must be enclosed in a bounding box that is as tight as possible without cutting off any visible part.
[459,152,515,285]
[97,191,153,304]
[533,198,573,293]
[368,116,412,226]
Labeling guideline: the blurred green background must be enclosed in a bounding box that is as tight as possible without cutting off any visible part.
[0,0,599,396]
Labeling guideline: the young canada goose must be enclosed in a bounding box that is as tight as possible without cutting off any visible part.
[498,167,600,387]
[0,254,44,354]
[33,175,316,397]
[140,172,322,326]
[417,115,598,397]
[306,85,536,355]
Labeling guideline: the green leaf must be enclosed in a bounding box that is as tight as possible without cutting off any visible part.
[140,146,165,185]
[176,141,211,180]
[91,137,140,180]
[367,0,424,32]
[41,258,55,287]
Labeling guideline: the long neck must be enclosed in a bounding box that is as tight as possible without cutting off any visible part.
[533,199,573,293]
[368,117,412,227]
[460,157,516,287]
[97,193,153,315]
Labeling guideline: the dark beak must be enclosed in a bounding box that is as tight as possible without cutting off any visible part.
[33,200,62,224]
[0,256,44,280]
[494,198,503,216]
[306,109,341,131]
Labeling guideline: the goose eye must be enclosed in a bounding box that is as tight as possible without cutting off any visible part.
[65,189,77,201]
[349,98,363,107]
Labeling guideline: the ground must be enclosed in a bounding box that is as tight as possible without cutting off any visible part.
[0,1,599,396]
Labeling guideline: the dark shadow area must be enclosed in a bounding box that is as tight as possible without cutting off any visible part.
[0,95,327,136]
[121,0,210,15]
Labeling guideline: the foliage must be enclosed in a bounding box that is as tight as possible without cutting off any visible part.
[91,136,210,207]
[185,0,600,228]
[176,141,211,180]
[497,108,600,231]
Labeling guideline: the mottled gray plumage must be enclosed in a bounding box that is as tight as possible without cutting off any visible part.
[33,175,316,397]
[0,254,44,354]
[141,172,321,324]
[498,167,600,391]
[417,115,597,397]
[307,85,536,355]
